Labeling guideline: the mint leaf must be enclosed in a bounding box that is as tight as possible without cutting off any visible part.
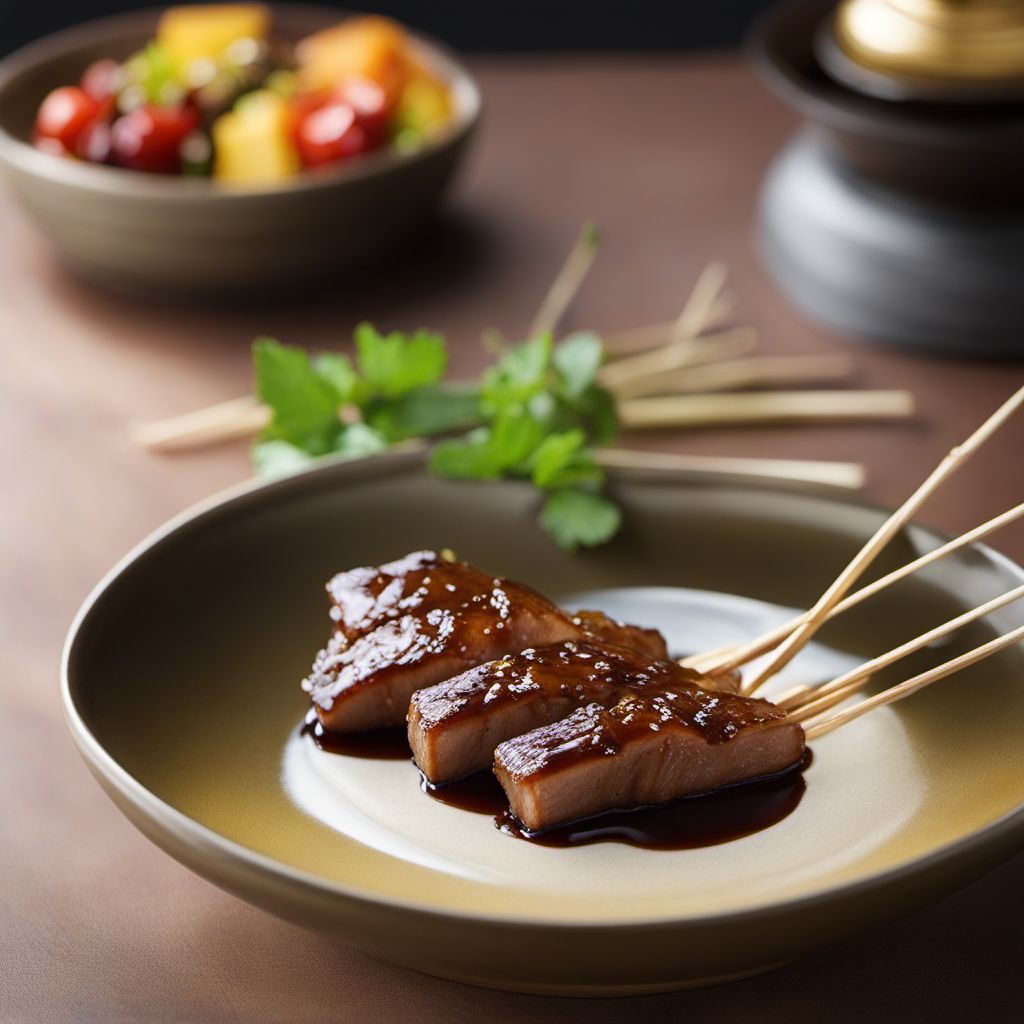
[364,384,481,442]
[430,430,504,479]
[576,383,618,445]
[354,322,446,399]
[554,332,603,399]
[430,412,546,480]
[540,488,622,551]
[481,333,552,412]
[488,411,547,470]
[253,337,341,454]
[313,353,358,404]
[529,429,597,489]
[252,439,316,478]
[333,423,389,458]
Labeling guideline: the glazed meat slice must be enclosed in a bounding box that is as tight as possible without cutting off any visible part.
[305,554,576,732]
[568,611,669,660]
[304,551,671,733]
[324,550,500,643]
[409,640,729,784]
[493,689,804,833]
[325,550,669,656]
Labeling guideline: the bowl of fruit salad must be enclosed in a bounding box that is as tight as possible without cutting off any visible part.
[0,4,480,297]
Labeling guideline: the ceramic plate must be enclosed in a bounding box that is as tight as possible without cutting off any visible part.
[62,451,1024,995]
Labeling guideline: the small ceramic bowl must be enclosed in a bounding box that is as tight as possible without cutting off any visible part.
[0,6,480,298]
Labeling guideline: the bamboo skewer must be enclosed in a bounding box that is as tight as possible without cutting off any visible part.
[670,262,729,346]
[594,449,865,490]
[130,395,270,452]
[685,501,1024,674]
[132,387,908,455]
[782,582,1024,721]
[528,222,601,339]
[803,622,1024,740]
[618,390,915,431]
[741,383,1024,695]
[130,397,874,490]
[596,264,731,392]
[599,298,733,357]
[619,354,854,399]
[597,328,759,394]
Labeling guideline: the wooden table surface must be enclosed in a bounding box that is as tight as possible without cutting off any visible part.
[3,55,1024,1023]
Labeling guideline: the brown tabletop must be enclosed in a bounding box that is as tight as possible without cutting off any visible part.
[3,55,1023,1023]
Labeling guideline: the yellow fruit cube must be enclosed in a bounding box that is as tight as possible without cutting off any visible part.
[158,4,270,66]
[394,73,453,137]
[212,90,299,184]
[296,16,413,103]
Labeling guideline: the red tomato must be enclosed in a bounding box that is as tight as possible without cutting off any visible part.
[286,90,330,143]
[81,58,121,102]
[34,86,100,151]
[293,99,371,168]
[109,104,198,174]
[337,77,390,146]
[77,113,113,164]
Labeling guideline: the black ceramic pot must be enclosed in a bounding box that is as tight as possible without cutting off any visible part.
[752,0,1024,357]
[752,0,1024,205]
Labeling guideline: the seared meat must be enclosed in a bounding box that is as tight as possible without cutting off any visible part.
[568,611,668,660]
[303,551,671,733]
[305,552,575,732]
[493,688,804,833]
[409,640,726,784]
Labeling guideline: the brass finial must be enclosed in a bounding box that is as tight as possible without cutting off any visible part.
[829,0,1024,97]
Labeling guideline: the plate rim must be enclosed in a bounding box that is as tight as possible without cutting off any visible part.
[61,449,1024,930]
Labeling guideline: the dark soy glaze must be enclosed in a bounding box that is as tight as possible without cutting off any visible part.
[301,708,410,760]
[421,771,508,814]
[422,751,812,850]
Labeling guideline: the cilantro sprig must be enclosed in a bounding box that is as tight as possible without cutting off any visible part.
[251,323,621,551]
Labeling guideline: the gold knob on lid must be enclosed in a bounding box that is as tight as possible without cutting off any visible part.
[834,0,1024,87]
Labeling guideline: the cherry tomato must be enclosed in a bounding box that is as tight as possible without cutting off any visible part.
[109,103,198,174]
[286,90,330,140]
[293,99,371,168]
[34,86,100,151]
[80,58,121,102]
[337,77,390,146]
[76,113,113,164]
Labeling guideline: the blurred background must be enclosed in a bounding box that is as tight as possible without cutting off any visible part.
[5,1,778,55]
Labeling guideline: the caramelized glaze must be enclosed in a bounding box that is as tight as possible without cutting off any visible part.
[496,688,791,784]
[304,551,579,728]
[422,754,810,849]
[303,552,675,734]
[300,708,410,759]
[323,550,567,643]
[498,756,808,849]
[411,640,712,735]
[569,611,669,660]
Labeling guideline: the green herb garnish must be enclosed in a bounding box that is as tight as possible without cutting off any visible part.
[251,323,620,551]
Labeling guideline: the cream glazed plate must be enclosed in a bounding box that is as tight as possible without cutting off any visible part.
[62,451,1024,995]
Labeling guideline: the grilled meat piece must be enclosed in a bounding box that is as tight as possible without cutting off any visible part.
[493,688,804,833]
[568,611,668,660]
[409,640,728,784]
[303,551,670,733]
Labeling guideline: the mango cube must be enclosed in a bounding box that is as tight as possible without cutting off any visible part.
[295,16,413,103]
[158,4,270,66]
[393,73,453,140]
[212,90,298,184]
